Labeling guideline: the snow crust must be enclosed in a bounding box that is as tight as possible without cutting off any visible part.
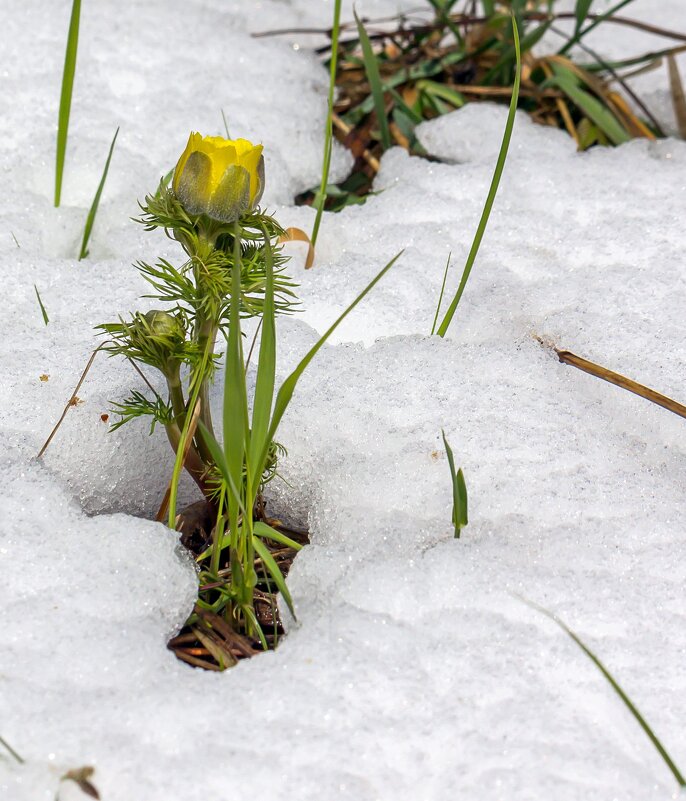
[1,1,685,800]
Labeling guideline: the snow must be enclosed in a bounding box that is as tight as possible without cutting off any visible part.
[1,1,685,800]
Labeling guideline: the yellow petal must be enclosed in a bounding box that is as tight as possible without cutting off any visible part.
[238,144,264,203]
[192,138,238,194]
[172,131,202,193]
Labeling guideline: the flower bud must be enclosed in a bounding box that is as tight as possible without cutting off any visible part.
[173,133,265,223]
[144,310,183,340]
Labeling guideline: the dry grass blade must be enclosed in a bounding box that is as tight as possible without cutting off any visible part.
[278,227,315,269]
[37,345,106,459]
[538,338,686,420]
[332,113,381,170]
[605,91,655,138]
[194,606,260,658]
[172,649,222,671]
[191,625,238,668]
[667,54,686,137]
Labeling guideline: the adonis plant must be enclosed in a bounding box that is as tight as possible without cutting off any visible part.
[100,131,400,666]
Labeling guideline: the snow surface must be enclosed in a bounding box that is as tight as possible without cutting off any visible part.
[1,1,685,800]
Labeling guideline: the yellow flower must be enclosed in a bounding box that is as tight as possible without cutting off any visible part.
[173,133,265,223]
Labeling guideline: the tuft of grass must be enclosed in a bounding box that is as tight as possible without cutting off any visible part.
[311,0,342,249]
[441,429,468,538]
[291,0,666,212]
[78,127,119,260]
[435,15,521,337]
[55,0,82,207]
[188,241,403,644]
[34,284,50,326]
[521,596,686,789]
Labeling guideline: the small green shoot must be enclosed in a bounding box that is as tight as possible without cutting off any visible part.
[34,285,49,326]
[520,596,686,789]
[10,231,20,248]
[311,0,342,248]
[79,127,119,260]
[442,429,468,538]
[55,0,82,207]
[435,15,521,337]
[0,734,24,764]
[355,10,392,152]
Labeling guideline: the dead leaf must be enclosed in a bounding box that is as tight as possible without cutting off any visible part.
[61,766,100,799]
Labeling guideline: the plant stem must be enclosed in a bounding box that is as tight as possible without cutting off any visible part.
[167,367,187,425]
[193,318,219,466]
[311,0,342,248]
[164,421,209,496]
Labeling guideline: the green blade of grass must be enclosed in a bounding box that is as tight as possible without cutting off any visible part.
[520,596,686,788]
[430,253,451,336]
[241,603,268,650]
[197,520,301,563]
[55,0,82,207]
[416,81,466,110]
[547,64,630,145]
[252,535,296,619]
[196,420,247,520]
[354,10,392,152]
[311,0,342,248]
[264,250,403,456]
[426,0,464,47]
[253,521,303,551]
[441,429,468,538]
[78,127,119,261]
[34,285,49,326]
[575,0,595,33]
[559,0,637,56]
[436,15,522,338]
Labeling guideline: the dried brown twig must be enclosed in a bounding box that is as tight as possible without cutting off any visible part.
[537,337,686,420]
